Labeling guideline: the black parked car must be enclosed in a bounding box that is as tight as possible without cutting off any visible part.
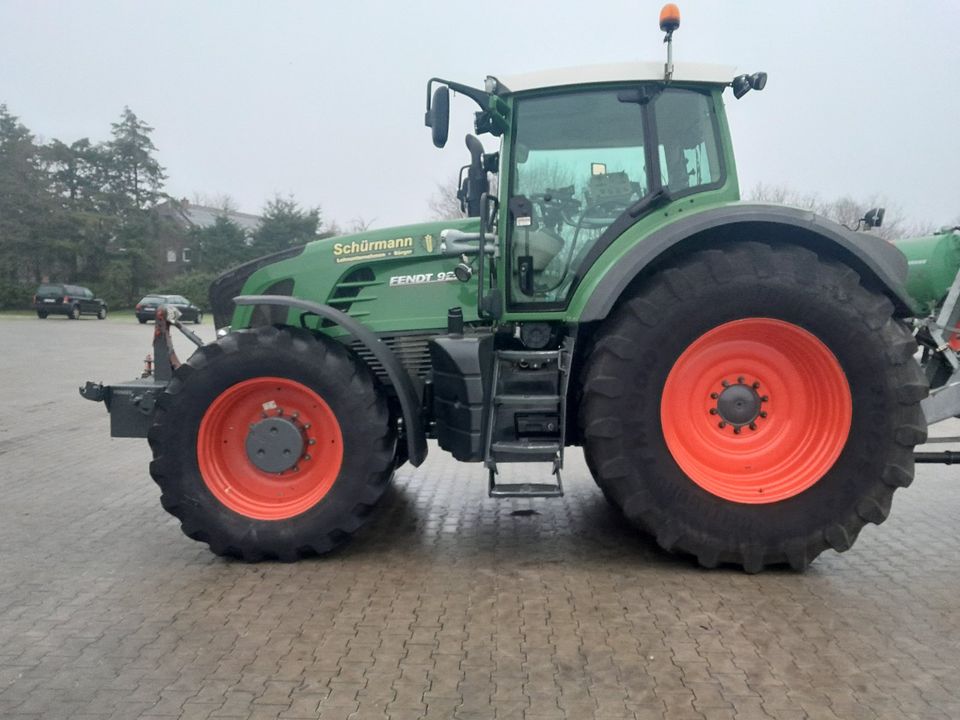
[135,294,203,324]
[34,284,107,320]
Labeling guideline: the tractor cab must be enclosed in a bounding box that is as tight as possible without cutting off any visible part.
[425,24,766,321]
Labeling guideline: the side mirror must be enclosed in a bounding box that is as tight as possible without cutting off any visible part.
[863,207,885,229]
[425,86,450,148]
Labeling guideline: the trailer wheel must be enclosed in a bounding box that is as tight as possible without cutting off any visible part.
[148,325,396,560]
[580,242,927,571]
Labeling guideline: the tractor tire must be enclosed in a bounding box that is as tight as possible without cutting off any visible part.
[579,242,927,571]
[148,325,396,560]
[69,305,80,320]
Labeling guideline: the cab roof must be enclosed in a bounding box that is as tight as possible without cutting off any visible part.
[496,62,736,94]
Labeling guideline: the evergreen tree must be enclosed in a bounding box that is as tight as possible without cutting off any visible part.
[106,107,166,212]
[0,105,53,284]
[252,196,321,254]
[191,215,256,273]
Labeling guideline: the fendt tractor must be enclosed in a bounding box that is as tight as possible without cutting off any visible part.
[81,6,960,571]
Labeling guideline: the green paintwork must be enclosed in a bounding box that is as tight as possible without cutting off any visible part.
[231,218,480,336]
[231,84,743,334]
[894,229,960,313]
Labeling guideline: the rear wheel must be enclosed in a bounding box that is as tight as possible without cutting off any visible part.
[579,242,927,571]
[148,326,397,560]
[37,311,47,319]
[195,311,203,325]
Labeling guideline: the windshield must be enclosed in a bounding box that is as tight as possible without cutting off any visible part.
[508,86,723,307]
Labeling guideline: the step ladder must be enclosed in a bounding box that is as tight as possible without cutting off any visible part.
[484,340,573,498]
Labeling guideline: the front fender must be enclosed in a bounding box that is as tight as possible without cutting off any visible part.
[234,295,427,467]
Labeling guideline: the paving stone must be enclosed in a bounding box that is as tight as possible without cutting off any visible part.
[1,317,960,720]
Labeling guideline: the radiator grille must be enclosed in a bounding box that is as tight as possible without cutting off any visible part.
[346,333,437,386]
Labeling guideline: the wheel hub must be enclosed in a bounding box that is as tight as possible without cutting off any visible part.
[717,382,759,425]
[245,416,305,473]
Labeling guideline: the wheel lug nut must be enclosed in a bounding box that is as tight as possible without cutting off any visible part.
[308,438,316,445]
[291,411,299,419]
[759,411,767,418]
[760,396,769,402]
[749,422,757,431]
[709,408,718,415]
[718,421,727,428]
[304,423,311,430]
[710,392,719,399]
[737,376,744,384]
[721,380,730,388]
[734,426,742,434]
[753,381,761,389]
[304,454,311,461]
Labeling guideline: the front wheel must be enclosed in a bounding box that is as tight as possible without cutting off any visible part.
[579,242,927,571]
[69,305,80,320]
[148,326,397,560]
[97,306,107,320]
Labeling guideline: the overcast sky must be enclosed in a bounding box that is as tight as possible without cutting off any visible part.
[2,1,958,231]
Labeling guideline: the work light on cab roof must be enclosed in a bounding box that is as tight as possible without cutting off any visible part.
[659,3,681,79]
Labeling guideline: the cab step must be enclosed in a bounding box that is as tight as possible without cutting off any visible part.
[483,339,573,499]
[494,394,561,406]
[490,439,561,462]
[488,478,564,498]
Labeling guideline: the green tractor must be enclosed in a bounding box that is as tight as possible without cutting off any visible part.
[84,7,951,571]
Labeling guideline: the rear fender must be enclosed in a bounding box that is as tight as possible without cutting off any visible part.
[579,204,918,322]
[234,295,427,467]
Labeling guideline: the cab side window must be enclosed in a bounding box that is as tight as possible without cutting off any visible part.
[654,89,722,192]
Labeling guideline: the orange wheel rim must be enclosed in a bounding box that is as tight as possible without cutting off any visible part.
[660,318,852,504]
[197,377,343,520]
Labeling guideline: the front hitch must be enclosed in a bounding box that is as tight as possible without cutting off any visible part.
[80,305,205,438]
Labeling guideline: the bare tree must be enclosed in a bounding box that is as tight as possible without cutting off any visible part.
[748,183,936,240]
[427,176,467,221]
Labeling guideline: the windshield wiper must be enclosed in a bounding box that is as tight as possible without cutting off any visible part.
[627,186,672,218]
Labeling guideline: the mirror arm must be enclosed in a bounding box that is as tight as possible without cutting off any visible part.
[426,77,491,116]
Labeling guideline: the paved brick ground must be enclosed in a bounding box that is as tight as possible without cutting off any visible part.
[1,316,959,720]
